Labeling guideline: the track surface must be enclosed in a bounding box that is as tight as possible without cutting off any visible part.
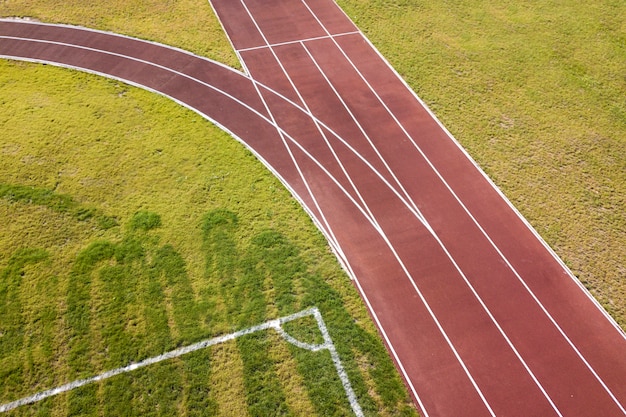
[1,1,625,415]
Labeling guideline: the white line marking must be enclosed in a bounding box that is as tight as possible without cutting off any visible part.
[0,307,363,417]
[3,21,620,412]
[0,46,361,280]
[236,31,360,52]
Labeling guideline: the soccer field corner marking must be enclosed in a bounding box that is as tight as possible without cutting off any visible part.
[0,307,364,416]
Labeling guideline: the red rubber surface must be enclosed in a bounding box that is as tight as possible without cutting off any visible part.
[2,1,625,415]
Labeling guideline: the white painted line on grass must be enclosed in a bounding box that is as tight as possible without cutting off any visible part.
[0,307,363,416]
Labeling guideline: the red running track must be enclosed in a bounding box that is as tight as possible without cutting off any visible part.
[1,1,625,415]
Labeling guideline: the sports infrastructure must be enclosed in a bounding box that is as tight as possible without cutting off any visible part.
[1,0,625,415]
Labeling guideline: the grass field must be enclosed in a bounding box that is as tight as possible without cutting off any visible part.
[1,0,625,415]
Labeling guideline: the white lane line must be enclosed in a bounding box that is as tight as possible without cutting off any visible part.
[0,307,363,417]
[236,30,360,52]
[298,2,626,412]
[0,18,246,76]
[204,1,250,75]
[236,0,381,231]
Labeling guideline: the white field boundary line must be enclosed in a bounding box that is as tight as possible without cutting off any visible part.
[236,0,381,233]
[0,45,495,415]
[0,307,364,417]
[316,0,626,341]
[2,32,513,416]
[299,1,626,413]
[0,52,476,417]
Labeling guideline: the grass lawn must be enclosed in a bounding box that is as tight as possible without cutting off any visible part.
[1,0,624,414]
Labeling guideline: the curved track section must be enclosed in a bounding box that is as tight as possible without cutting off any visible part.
[2,5,625,416]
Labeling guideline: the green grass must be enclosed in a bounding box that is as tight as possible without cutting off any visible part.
[0,60,416,415]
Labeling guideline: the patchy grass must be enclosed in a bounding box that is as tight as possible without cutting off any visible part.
[0,60,416,415]
[338,0,626,329]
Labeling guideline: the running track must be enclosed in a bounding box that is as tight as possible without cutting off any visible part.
[1,1,625,415]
